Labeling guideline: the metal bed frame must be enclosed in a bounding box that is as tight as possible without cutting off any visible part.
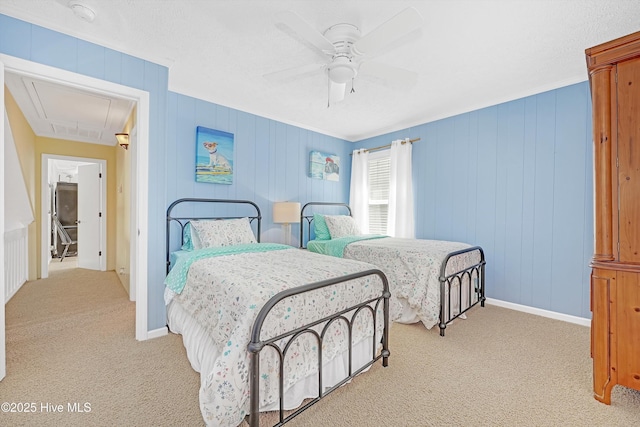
[299,201,486,336]
[166,198,390,426]
[166,197,262,273]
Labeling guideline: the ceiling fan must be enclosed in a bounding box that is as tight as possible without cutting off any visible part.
[266,7,424,106]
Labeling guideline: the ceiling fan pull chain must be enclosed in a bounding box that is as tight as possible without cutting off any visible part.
[351,77,355,94]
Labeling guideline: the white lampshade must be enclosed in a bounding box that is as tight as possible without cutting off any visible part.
[273,202,300,224]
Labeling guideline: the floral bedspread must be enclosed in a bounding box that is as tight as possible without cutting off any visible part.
[342,238,481,329]
[167,246,388,427]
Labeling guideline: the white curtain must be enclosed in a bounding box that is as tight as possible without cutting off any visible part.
[387,138,414,238]
[349,148,369,234]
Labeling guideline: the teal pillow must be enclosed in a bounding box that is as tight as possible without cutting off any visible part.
[313,214,331,240]
[181,222,194,251]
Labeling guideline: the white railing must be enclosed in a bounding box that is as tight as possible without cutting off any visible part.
[4,227,28,304]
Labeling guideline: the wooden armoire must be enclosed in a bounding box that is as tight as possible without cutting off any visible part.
[586,31,640,404]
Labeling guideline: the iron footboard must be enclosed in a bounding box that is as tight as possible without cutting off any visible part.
[438,246,486,336]
[247,269,391,427]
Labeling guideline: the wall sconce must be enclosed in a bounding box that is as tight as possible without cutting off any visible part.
[115,133,129,150]
[273,201,301,246]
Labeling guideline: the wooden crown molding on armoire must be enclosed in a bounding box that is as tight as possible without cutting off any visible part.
[586,30,640,405]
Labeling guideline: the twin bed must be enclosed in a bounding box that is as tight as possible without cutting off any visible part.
[165,198,390,427]
[299,202,486,336]
[164,198,486,426]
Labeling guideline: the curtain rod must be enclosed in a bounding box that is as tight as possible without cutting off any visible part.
[350,138,421,155]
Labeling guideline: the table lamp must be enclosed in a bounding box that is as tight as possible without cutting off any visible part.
[273,201,300,246]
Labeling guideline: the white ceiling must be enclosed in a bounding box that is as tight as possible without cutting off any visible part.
[5,72,134,146]
[1,0,640,142]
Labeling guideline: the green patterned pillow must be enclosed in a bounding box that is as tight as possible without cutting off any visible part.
[181,223,194,251]
[313,214,331,240]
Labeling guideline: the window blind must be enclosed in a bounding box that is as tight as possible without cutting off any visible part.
[368,155,390,234]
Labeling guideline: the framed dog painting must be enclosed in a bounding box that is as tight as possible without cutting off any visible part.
[195,126,234,184]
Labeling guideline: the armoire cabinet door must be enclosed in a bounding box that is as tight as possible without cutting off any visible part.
[617,57,640,264]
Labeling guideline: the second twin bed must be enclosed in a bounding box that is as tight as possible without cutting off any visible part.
[300,201,486,336]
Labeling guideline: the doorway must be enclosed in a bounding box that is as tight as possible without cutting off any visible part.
[42,156,106,277]
[1,53,152,384]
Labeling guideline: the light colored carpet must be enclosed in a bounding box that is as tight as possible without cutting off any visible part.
[3,268,202,427]
[2,268,639,426]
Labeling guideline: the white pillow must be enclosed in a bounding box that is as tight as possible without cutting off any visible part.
[190,217,257,249]
[324,215,361,239]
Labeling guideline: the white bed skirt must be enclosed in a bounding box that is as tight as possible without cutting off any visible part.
[167,300,376,420]
[394,283,471,327]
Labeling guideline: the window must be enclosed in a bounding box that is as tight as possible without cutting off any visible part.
[367,150,390,234]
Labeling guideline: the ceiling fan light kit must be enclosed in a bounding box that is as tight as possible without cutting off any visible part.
[324,23,360,85]
[327,56,357,84]
[270,7,424,106]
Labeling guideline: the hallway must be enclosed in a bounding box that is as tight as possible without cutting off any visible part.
[47,256,78,273]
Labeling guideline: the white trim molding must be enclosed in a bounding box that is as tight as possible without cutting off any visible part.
[146,326,168,340]
[486,298,591,327]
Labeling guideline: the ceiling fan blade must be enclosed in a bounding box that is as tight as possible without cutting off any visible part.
[352,7,424,56]
[263,62,325,83]
[276,11,336,55]
[358,61,418,90]
[328,80,347,105]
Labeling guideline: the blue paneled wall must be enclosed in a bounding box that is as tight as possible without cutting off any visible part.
[355,83,593,318]
[165,92,350,244]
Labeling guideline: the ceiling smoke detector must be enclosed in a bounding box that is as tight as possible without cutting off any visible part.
[68,1,96,23]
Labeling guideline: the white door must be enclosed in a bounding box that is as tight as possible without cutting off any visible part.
[77,163,102,270]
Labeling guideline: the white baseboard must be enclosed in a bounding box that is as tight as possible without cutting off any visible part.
[485,298,591,327]
[146,326,168,340]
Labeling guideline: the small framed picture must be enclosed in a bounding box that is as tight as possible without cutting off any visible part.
[195,126,234,185]
[309,151,340,181]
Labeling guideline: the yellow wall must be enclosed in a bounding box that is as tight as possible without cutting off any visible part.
[115,107,135,294]
[34,137,118,277]
[4,86,38,280]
